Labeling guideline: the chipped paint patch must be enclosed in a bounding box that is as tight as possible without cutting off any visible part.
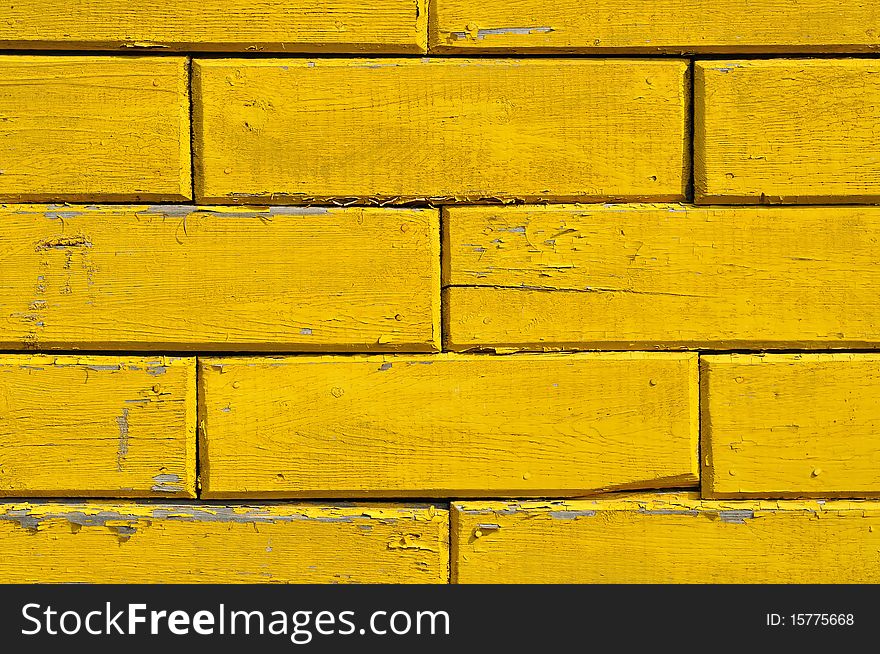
[1,508,142,530]
[718,509,756,524]
[116,408,130,471]
[151,473,182,493]
[144,205,332,218]
[45,210,82,220]
[711,63,744,74]
[34,234,92,251]
[450,26,555,40]
[143,204,194,217]
[549,510,597,519]
[638,508,700,517]
[387,533,437,552]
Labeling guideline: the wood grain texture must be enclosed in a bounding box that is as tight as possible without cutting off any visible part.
[0,205,439,351]
[702,354,880,499]
[0,0,427,52]
[198,353,699,498]
[443,204,880,351]
[453,494,880,583]
[696,59,880,203]
[0,503,448,583]
[0,355,195,497]
[193,58,688,204]
[0,56,190,202]
[431,0,880,53]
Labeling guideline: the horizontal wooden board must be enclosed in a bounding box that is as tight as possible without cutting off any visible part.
[453,494,880,583]
[696,59,880,203]
[0,57,190,202]
[0,503,448,582]
[193,58,688,204]
[0,0,427,52]
[430,0,880,53]
[443,204,880,351]
[0,356,195,497]
[199,353,699,497]
[0,205,438,351]
[702,354,880,498]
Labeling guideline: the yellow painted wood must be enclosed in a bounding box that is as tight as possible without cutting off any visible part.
[443,204,880,351]
[696,59,880,203]
[0,57,190,202]
[0,0,427,53]
[0,503,448,583]
[453,494,880,583]
[702,354,880,499]
[199,353,699,498]
[431,0,880,53]
[0,205,438,351]
[193,58,688,204]
[0,356,195,497]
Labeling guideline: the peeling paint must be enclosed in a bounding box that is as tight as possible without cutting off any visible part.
[143,204,194,217]
[151,473,182,493]
[143,205,331,218]
[712,64,744,74]
[0,505,444,531]
[387,533,436,552]
[2,509,142,530]
[45,211,81,220]
[34,234,92,251]
[718,509,756,524]
[638,508,700,517]
[451,26,555,40]
[87,364,122,372]
[116,408,130,471]
[549,510,597,519]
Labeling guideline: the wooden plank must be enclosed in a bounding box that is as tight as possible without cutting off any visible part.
[702,354,880,498]
[193,58,688,204]
[199,353,699,498]
[443,204,880,351]
[0,355,195,497]
[453,494,880,583]
[696,59,880,204]
[0,205,439,351]
[0,0,427,53]
[0,56,190,202]
[0,503,448,583]
[430,0,880,53]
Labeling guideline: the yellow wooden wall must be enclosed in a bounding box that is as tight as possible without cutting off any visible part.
[1,1,878,583]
